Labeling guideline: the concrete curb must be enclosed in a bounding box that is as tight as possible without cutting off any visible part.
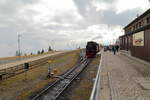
[120,50,150,67]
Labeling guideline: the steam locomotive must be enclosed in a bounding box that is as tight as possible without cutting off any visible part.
[86,41,99,58]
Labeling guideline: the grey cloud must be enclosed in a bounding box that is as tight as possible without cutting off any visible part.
[73,0,102,26]
[96,0,117,4]
[52,12,76,23]
[0,0,98,56]
[0,2,42,56]
[43,11,89,31]
[73,0,92,17]
[0,0,147,57]
[73,0,143,26]
[99,8,142,26]
[0,0,39,15]
[92,35,103,40]
[0,0,40,31]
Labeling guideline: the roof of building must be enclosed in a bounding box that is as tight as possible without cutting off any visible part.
[124,9,150,29]
[120,23,150,38]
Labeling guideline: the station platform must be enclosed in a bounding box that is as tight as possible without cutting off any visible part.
[91,51,150,100]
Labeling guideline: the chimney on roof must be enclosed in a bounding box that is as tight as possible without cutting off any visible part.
[136,14,139,18]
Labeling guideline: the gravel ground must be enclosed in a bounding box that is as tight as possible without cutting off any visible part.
[100,52,150,100]
[58,55,100,100]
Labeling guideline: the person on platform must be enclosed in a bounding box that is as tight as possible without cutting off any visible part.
[112,45,116,55]
[115,45,119,52]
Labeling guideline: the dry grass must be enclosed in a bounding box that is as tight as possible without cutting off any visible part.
[70,80,92,100]
[0,50,79,100]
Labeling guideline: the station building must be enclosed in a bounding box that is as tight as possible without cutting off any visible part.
[119,9,150,62]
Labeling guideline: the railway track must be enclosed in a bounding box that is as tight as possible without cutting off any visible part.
[31,57,90,100]
[0,56,51,80]
[0,51,69,80]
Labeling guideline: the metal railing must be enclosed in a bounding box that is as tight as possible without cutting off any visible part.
[90,51,103,100]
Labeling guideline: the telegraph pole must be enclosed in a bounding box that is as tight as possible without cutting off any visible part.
[18,34,21,56]
[52,40,55,51]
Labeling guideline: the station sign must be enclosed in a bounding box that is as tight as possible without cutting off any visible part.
[133,31,144,46]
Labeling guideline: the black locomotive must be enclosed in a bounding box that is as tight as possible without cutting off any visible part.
[86,41,99,58]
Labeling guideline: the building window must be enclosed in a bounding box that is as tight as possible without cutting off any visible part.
[139,22,141,27]
[133,26,135,30]
[136,24,138,29]
[147,17,150,24]
[141,20,144,26]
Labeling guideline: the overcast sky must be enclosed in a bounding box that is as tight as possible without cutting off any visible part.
[0,0,149,57]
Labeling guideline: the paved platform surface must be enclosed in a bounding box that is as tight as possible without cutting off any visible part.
[0,51,65,70]
[99,51,150,100]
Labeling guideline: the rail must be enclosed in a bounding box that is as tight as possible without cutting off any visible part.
[31,55,90,100]
[90,51,103,100]
[0,51,69,80]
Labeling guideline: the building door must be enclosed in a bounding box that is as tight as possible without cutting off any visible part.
[126,37,129,51]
